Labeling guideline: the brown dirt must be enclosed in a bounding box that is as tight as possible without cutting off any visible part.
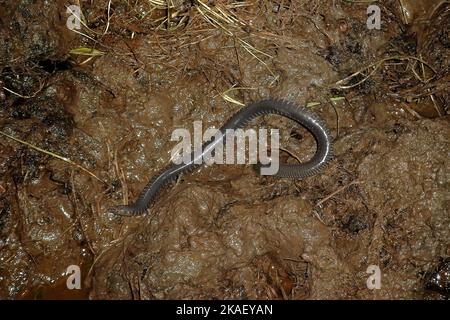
[0,0,449,299]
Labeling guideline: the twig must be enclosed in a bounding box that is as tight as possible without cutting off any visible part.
[70,171,97,256]
[316,180,362,207]
[279,147,302,164]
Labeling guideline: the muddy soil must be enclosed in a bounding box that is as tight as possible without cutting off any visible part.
[0,0,449,299]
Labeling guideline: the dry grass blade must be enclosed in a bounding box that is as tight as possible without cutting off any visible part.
[221,94,246,106]
[0,131,106,184]
[279,147,302,164]
[103,0,112,35]
[219,85,256,106]
[316,181,362,207]
[306,96,345,107]
[2,81,45,99]
[332,55,437,90]
[343,0,379,3]
[194,0,275,76]
[70,47,105,56]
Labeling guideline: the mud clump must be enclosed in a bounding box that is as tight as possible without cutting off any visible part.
[0,0,73,66]
[89,117,449,300]
[425,258,450,297]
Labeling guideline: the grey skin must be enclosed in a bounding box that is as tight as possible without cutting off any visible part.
[109,99,333,216]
